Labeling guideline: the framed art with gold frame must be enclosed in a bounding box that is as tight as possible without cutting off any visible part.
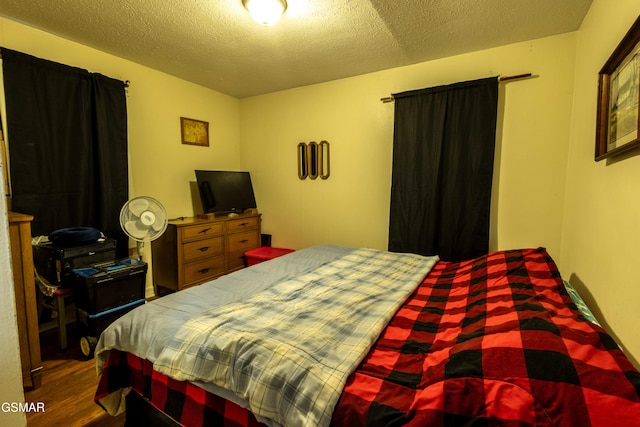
[595,16,640,161]
[180,117,209,147]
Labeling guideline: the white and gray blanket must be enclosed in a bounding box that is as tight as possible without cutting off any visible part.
[153,248,438,427]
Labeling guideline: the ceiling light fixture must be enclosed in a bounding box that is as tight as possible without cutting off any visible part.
[243,0,287,26]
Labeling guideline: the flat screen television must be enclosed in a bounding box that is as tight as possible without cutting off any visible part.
[195,170,257,216]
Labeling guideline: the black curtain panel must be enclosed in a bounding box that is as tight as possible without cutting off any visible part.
[90,73,129,257]
[388,77,499,262]
[2,48,129,257]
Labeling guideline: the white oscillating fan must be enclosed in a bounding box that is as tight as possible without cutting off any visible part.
[119,196,168,259]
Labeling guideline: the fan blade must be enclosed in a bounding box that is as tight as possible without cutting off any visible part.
[124,220,150,240]
[128,198,150,217]
[151,208,166,231]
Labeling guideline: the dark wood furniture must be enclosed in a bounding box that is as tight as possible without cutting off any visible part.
[151,212,261,294]
[8,211,42,389]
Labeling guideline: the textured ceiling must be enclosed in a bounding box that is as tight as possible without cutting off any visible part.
[0,0,592,98]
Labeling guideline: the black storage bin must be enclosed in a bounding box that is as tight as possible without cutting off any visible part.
[73,258,147,314]
[73,258,147,356]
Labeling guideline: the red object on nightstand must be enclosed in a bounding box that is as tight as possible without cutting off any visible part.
[245,247,295,266]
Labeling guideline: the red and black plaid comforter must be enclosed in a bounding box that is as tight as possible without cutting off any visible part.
[96,248,640,426]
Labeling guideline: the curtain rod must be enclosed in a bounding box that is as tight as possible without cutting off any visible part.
[0,49,131,88]
[380,73,533,103]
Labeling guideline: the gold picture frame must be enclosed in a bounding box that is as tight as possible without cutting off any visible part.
[595,16,640,161]
[180,117,209,147]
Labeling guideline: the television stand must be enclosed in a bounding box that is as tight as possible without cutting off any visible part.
[151,212,261,294]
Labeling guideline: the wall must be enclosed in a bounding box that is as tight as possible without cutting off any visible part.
[240,34,577,259]
[0,16,242,295]
[561,0,640,367]
[0,167,26,426]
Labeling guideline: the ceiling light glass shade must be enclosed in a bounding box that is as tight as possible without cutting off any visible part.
[243,0,287,26]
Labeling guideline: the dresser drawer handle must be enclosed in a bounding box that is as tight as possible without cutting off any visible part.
[239,222,249,227]
[198,227,212,234]
[239,239,248,243]
[198,267,210,274]
[198,246,210,252]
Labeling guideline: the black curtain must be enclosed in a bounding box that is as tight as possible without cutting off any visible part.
[2,48,129,257]
[388,77,498,262]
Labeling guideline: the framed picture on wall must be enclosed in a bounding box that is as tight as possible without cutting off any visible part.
[595,15,640,161]
[180,117,209,147]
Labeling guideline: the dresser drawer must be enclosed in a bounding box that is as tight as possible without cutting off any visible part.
[181,223,224,241]
[227,230,260,253]
[183,236,223,263]
[183,255,225,285]
[227,217,259,233]
[228,250,248,271]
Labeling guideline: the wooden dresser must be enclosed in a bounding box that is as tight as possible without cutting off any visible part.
[151,212,261,294]
[8,211,42,389]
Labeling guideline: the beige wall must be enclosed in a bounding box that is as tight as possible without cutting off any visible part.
[0,166,26,426]
[240,34,577,259]
[561,0,640,367]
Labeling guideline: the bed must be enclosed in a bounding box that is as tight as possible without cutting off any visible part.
[94,245,640,426]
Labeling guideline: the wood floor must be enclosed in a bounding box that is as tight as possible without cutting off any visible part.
[24,323,125,427]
